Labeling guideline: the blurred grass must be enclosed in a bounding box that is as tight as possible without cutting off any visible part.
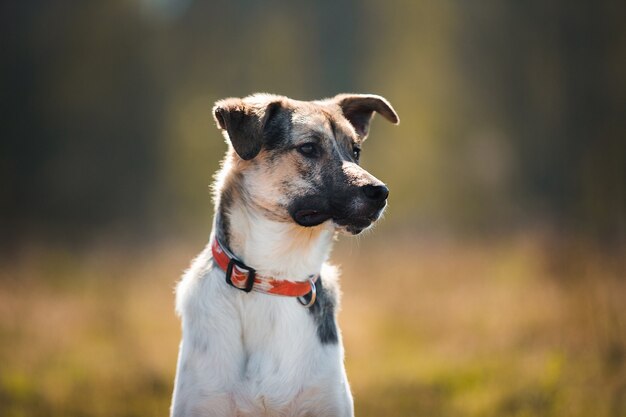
[0,233,624,417]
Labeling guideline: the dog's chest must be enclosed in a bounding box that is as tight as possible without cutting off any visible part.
[177,264,345,415]
[235,294,335,387]
[239,295,316,375]
[237,309,343,416]
[176,253,349,416]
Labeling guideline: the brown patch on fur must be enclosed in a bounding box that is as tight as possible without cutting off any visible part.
[245,149,308,221]
[215,150,330,258]
[341,161,375,187]
[215,148,299,225]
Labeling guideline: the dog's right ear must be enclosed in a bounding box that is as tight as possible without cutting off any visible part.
[213,98,282,160]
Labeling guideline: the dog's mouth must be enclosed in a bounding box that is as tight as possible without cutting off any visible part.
[293,209,333,227]
[294,211,372,234]
[293,204,385,233]
[333,216,376,235]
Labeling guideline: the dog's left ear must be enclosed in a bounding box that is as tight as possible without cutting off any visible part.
[213,98,283,160]
[334,94,399,139]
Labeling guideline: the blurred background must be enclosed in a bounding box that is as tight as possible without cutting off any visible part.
[1,1,625,416]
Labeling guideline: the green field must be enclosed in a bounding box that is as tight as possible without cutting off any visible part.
[1,234,624,417]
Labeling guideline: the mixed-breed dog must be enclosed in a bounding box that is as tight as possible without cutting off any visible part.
[171,93,399,416]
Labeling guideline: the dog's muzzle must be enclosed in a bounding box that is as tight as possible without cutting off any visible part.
[290,182,389,233]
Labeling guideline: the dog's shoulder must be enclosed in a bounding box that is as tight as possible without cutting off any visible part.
[319,263,341,302]
[175,244,218,318]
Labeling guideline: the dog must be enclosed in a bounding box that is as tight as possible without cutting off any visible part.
[170,93,399,417]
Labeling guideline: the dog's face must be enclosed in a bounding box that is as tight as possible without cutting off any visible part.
[213,93,399,235]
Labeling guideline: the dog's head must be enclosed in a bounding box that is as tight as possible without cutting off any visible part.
[213,93,399,235]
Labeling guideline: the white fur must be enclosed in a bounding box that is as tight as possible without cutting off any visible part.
[170,203,354,416]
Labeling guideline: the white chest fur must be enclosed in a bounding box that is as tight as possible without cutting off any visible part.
[170,245,354,417]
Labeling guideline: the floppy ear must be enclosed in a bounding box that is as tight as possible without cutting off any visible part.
[334,94,399,139]
[213,98,282,160]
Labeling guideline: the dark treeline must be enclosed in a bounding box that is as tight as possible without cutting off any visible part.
[1,0,624,247]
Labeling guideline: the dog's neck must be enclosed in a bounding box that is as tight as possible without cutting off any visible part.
[214,208,334,281]
[213,173,335,281]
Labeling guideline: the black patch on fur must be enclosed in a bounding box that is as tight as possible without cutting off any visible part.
[214,99,291,161]
[263,102,291,151]
[329,117,338,142]
[306,276,338,345]
[216,171,249,250]
[216,181,235,248]
[216,205,231,249]
[214,102,262,160]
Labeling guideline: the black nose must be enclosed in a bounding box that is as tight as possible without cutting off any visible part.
[362,184,389,201]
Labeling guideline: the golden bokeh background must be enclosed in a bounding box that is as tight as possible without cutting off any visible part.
[1,1,624,416]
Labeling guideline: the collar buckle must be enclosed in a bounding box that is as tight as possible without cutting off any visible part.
[225,257,256,293]
[297,278,317,308]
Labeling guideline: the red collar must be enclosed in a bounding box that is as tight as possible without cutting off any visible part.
[211,237,318,306]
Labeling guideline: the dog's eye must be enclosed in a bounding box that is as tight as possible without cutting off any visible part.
[297,143,318,157]
[353,147,361,161]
